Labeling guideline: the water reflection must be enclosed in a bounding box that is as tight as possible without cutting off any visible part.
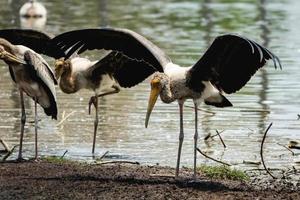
[0,0,299,170]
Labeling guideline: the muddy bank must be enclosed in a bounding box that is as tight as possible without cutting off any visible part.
[0,160,299,200]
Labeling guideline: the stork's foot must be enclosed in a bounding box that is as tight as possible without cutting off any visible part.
[16,157,26,162]
[88,96,97,115]
[32,157,41,162]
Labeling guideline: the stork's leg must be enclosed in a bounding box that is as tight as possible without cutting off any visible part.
[175,101,184,178]
[34,97,38,160]
[17,90,26,161]
[88,86,120,154]
[96,85,120,98]
[193,103,199,179]
[88,96,99,154]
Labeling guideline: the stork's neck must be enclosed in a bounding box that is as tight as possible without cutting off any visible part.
[160,78,175,103]
[59,66,79,94]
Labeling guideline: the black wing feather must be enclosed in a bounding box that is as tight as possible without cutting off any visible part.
[187,34,281,94]
[0,29,65,59]
[24,51,57,119]
[52,28,171,72]
[87,51,156,88]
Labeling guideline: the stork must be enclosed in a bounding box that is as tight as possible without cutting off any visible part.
[19,0,47,19]
[52,28,281,178]
[19,0,47,30]
[0,29,63,160]
[53,51,152,154]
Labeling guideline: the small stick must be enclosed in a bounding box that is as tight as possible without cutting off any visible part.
[215,130,226,148]
[277,143,295,156]
[196,148,231,166]
[98,151,109,161]
[210,130,225,138]
[260,122,276,179]
[2,145,18,161]
[0,139,10,152]
[57,111,76,126]
[97,161,140,165]
[60,150,68,159]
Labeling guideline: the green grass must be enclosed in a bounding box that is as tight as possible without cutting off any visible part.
[41,156,72,164]
[198,165,249,181]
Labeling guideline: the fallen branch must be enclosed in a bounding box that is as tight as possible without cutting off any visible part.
[57,111,76,126]
[215,130,226,148]
[196,148,231,166]
[97,161,140,165]
[260,122,276,179]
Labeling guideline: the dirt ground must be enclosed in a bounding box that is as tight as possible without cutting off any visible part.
[0,160,299,200]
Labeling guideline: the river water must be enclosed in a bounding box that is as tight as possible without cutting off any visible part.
[0,0,299,170]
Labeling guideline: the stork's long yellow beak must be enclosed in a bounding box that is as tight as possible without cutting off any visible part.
[0,51,26,65]
[145,79,161,128]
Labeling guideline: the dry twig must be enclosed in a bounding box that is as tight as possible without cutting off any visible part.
[215,130,226,148]
[60,150,68,159]
[196,147,231,166]
[277,143,295,156]
[0,139,10,152]
[2,145,18,161]
[98,151,109,161]
[260,122,276,179]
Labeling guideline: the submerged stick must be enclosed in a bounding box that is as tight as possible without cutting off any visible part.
[196,148,231,166]
[260,122,276,179]
[215,130,226,148]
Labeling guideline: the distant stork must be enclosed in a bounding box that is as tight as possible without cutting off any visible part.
[52,28,281,178]
[0,29,64,160]
[19,0,47,30]
[19,0,47,19]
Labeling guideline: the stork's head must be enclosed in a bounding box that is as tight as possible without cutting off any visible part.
[145,72,168,128]
[0,39,26,64]
[54,58,71,79]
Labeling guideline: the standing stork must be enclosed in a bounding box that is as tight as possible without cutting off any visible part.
[52,28,281,178]
[0,29,64,160]
[54,46,156,154]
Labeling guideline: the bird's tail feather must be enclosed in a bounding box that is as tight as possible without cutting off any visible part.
[204,93,233,108]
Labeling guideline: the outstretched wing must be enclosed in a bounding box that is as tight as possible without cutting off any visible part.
[52,28,171,72]
[24,51,57,119]
[0,29,65,59]
[187,34,282,94]
[86,51,157,88]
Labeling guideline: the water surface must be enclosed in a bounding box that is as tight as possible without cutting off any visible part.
[0,0,299,170]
